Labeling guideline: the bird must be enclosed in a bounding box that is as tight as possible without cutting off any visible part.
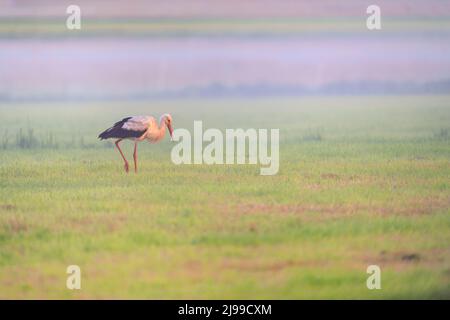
[98,114,174,173]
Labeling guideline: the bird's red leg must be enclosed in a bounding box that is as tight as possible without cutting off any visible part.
[115,139,129,173]
[133,142,138,173]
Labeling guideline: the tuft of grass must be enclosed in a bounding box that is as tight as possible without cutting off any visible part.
[433,128,449,141]
[1,129,8,149]
[15,128,39,149]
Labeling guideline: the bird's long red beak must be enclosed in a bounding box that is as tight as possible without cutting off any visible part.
[168,124,174,140]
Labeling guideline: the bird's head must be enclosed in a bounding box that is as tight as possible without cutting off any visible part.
[162,113,174,140]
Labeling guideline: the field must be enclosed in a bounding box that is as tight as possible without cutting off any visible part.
[0,95,449,299]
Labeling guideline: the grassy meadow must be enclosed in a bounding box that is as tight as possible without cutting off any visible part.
[0,95,449,299]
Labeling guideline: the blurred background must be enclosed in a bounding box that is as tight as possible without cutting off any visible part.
[1,0,450,101]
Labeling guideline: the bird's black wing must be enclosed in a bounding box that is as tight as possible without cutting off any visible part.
[98,117,146,140]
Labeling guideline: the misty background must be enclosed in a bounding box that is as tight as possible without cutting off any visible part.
[0,0,450,101]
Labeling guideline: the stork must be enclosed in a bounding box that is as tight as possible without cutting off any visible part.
[98,114,174,173]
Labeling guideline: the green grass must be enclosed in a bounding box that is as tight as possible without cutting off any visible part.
[0,95,449,299]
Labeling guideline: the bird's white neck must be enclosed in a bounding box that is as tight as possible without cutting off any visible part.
[157,116,167,137]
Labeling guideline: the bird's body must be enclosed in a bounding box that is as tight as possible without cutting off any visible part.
[98,114,173,173]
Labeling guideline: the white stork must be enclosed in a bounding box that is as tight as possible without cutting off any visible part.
[98,114,174,173]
